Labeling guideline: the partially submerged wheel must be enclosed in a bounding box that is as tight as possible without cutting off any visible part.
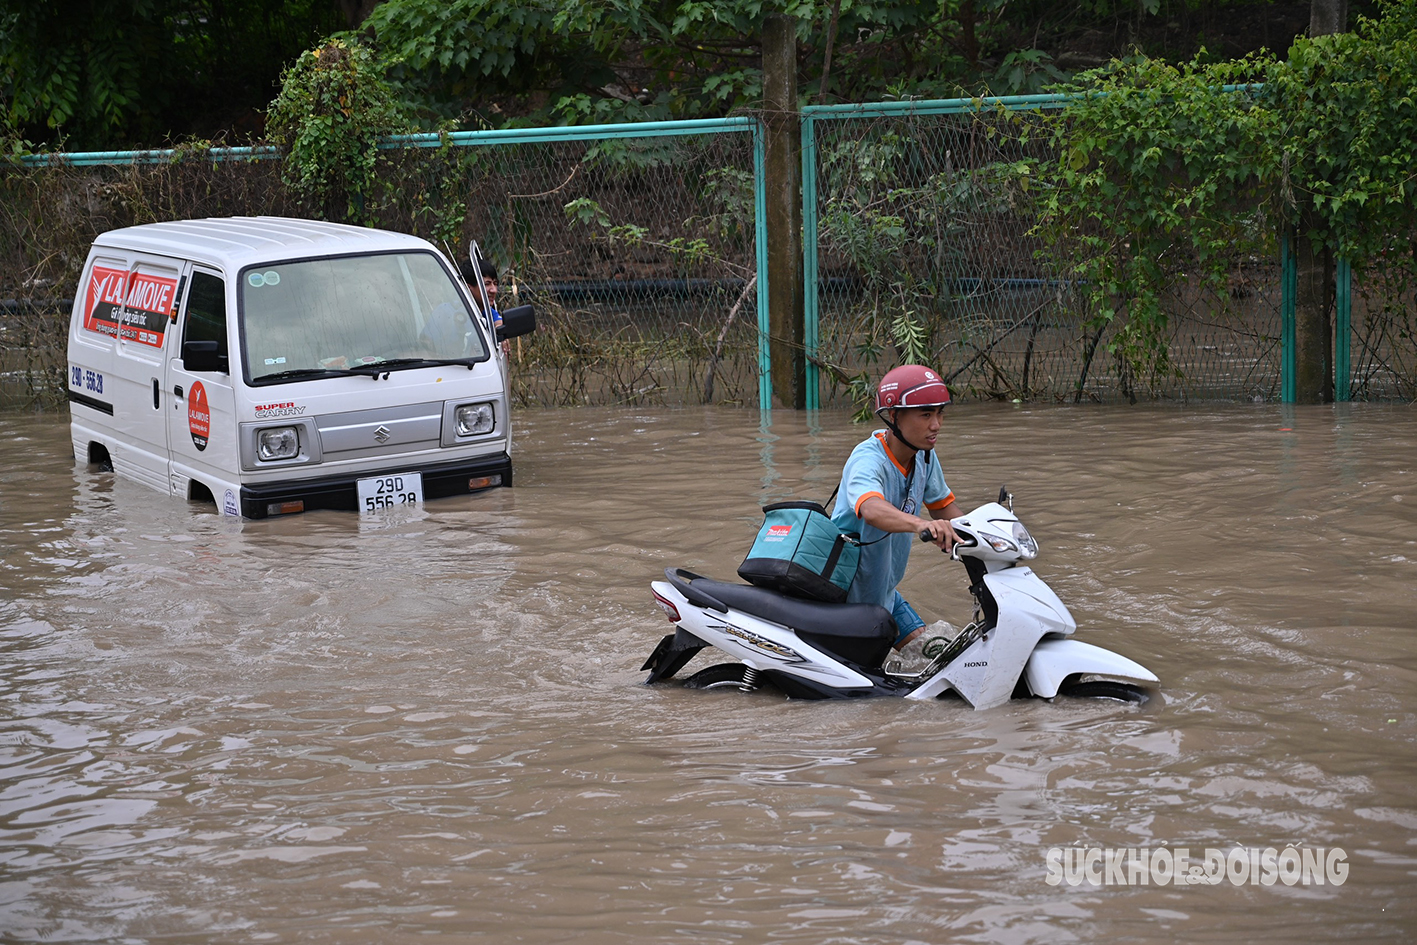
[682,663,765,692]
[1057,678,1152,704]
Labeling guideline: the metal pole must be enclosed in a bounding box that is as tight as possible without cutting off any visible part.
[1281,233,1297,403]
[801,113,820,410]
[753,120,773,411]
[1335,257,1351,401]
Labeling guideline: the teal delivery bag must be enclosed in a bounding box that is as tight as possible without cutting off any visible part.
[737,501,860,603]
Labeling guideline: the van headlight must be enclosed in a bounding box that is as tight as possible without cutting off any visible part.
[455,402,495,436]
[257,426,300,461]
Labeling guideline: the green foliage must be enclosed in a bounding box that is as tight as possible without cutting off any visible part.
[358,0,985,126]
[0,0,342,150]
[266,40,412,221]
[1035,54,1277,383]
[987,49,1067,96]
[1030,0,1417,388]
[562,196,739,274]
[360,0,571,118]
[0,0,147,142]
[1267,2,1417,261]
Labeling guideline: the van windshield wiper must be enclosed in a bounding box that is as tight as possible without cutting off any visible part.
[352,356,481,372]
[341,354,481,376]
[256,356,483,383]
[255,367,369,382]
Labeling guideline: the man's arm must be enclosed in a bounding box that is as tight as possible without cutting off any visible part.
[929,498,961,520]
[858,495,959,550]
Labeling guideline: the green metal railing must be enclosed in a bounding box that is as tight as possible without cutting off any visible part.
[1335,257,1352,402]
[20,145,282,166]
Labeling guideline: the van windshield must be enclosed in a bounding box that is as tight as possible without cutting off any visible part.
[239,251,488,383]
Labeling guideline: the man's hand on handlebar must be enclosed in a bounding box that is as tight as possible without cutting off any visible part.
[917,517,958,552]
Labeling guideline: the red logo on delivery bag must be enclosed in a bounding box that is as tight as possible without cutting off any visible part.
[764,524,793,542]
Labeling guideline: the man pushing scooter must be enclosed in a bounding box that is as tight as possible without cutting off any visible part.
[831,365,963,668]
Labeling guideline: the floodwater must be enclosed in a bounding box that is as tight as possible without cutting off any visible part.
[1,404,1414,944]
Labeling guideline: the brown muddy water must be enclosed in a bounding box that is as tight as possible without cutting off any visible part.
[1,404,1414,944]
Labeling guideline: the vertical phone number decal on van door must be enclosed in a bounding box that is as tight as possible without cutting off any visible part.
[83,265,178,348]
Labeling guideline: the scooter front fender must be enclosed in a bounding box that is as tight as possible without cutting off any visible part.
[1023,638,1158,698]
[985,566,1074,635]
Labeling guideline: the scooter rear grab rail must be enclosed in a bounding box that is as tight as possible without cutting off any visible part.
[663,567,729,613]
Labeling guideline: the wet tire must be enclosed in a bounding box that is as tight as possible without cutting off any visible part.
[682,664,759,691]
[1058,679,1152,704]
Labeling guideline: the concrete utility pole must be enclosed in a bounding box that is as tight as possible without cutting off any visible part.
[1310,0,1349,36]
[1293,0,1349,403]
[762,14,806,409]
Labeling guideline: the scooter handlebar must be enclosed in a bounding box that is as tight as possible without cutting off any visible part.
[920,527,977,551]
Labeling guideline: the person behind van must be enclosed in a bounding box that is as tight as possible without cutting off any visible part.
[831,364,964,667]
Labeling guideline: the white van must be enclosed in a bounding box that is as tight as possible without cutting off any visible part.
[66,216,534,518]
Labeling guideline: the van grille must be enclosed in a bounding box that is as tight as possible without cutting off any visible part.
[316,401,443,461]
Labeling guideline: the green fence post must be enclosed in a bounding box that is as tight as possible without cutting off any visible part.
[1335,257,1351,402]
[801,113,820,411]
[1281,233,1297,404]
[753,119,773,411]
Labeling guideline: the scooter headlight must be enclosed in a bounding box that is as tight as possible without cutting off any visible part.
[983,534,1019,554]
[1013,522,1038,558]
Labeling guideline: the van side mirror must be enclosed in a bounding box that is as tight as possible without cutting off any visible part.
[496,304,536,343]
[183,340,228,373]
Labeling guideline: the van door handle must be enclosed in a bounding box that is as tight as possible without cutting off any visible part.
[174,385,184,399]
[152,378,160,409]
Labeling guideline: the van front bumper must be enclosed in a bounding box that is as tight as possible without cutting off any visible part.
[240,452,513,519]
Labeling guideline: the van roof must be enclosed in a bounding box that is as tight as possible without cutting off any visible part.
[92,217,439,270]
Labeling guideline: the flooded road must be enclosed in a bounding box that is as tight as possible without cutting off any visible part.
[1,404,1415,943]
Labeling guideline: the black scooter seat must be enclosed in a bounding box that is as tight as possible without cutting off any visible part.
[664,568,897,667]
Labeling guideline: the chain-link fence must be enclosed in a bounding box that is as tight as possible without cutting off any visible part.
[4,104,1413,410]
[1,129,765,410]
[0,157,300,407]
[1350,259,1417,401]
[385,129,763,408]
[805,104,1287,407]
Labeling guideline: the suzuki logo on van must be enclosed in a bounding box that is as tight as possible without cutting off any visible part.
[374,425,392,443]
[254,402,306,419]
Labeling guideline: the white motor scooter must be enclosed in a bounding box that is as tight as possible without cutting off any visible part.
[642,488,1158,708]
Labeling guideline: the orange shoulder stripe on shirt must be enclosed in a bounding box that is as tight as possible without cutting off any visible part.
[874,431,912,477]
[854,491,886,516]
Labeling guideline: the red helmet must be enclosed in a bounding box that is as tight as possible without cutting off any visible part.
[875,364,951,418]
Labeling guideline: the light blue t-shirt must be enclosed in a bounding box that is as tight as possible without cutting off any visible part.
[831,431,953,611]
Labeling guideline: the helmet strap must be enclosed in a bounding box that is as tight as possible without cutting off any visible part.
[884,410,931,460]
